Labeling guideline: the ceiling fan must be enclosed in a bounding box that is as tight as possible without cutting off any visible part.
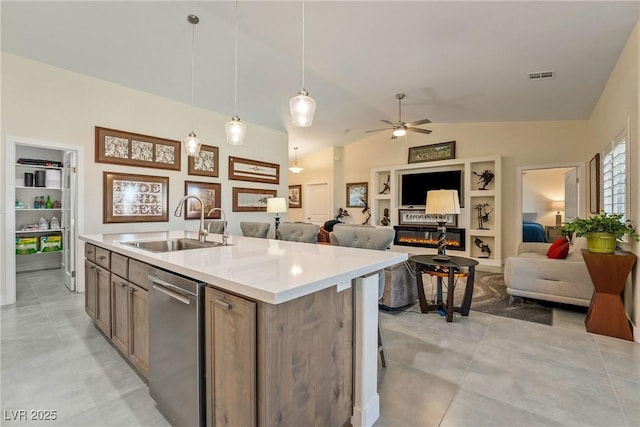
[365,93,432,140]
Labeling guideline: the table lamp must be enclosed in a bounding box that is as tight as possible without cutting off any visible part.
[266,197,287,238]
[425,189,461,261]
[551,200,564,227]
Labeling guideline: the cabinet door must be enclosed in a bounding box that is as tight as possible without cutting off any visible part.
[84,260,97,321]
[95,267,111,337]
[128,283,149,378]
[111,275,129,354]
[205,287,256,427]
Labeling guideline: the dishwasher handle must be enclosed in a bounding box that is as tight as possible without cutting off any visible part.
[152,282,191,305]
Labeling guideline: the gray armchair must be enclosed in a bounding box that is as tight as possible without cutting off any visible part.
[240,222,270,238]
[277,222,319,243]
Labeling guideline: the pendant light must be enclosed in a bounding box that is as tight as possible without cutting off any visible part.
[183,14,202,157]
[289,147,303,174]
[225,0,247,145]
[289,0,316,127]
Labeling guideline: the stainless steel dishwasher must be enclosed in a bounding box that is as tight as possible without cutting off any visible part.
[148,267,205,427]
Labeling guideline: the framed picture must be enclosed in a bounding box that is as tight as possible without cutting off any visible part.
[103,172,169,223]
[408,141,456,164]
[288,185,302,209]
[95,127,181,171]
[590,153,600,214]
[228,156,280,184]
[232,187,277,212]
[398,209,457,227]
[346,182,368,208]
[188,144,219,177]
[184,181,222,220]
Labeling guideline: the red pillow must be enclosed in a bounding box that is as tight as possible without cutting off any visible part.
[547,237,570,259]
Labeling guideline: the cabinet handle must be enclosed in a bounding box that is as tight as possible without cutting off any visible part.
[129,286,135,294]
[215,299,232,310]
[98,255,107,261]
[119,282,127,288]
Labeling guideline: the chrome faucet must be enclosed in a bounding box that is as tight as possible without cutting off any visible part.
[174,195,208,242]
[207,208,229,245]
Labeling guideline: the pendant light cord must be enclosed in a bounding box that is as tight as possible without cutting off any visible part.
[301,0,305,89]
[190,19,196,131]
[234,0,239,115]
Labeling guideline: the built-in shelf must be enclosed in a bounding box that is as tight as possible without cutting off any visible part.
[16,251,62,256]
[16,229,63,234]
[15,163,63,170]
[15,208,62,211]
[15,186,62,190]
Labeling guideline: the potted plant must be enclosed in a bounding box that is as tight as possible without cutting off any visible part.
[562,212,639,253]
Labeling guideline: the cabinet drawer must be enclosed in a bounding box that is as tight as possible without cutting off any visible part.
[111,253,128,279]
[85,243,96,262]
[95,247,111,269]
[128,259,150,290]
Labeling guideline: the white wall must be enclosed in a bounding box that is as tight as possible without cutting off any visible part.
[1,53,289,302]
[588,22,639,339]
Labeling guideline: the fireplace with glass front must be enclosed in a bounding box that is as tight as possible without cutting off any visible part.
[393,226,466,251]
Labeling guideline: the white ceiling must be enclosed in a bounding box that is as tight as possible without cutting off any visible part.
[2,1,639,160]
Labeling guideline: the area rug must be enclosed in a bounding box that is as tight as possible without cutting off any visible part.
[452,271,553,325]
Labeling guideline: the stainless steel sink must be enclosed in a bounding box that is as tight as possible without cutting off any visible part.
[122,238,226,252]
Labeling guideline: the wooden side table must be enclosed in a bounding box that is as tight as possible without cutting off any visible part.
[581,249,636,341]
[545,225,564,242]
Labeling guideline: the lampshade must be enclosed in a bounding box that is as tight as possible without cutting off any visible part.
[225,116,246,145]
[550,200,564,212]
[182,131,202,157]
[266,197,287,213]
[289,89,316,127]
[425,190,461,215]
[392,128,406,137]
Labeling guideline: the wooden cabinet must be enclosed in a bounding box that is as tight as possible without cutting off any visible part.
[84,249,150,378]
[111,274,129,354]
[205,288,256,427]
[204,284,353,427]
[129,283,149,377]
[95,266,111,337]
[84,259,97,320]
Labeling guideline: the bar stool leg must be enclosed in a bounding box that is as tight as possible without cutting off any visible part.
[378,318,387,368]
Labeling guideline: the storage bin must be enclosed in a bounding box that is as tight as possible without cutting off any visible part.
[46,169,61,188]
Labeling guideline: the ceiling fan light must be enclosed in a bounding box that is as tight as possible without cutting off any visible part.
[289,89,316,127]
[182,131,202,156]
[393,128,406,137]
[225,115,246,145]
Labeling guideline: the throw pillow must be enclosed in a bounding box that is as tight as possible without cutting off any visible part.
[547,237,570,259]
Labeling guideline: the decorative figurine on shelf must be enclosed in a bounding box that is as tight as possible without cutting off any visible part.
[380,208,390,226]
[379,174,391,195]
[474,203,493,229]
[473,170,495,190]
[474,237,491,258]
[336,208,350,221]
[361,197,371,225]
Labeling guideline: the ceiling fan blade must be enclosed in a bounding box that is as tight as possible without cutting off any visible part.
[380,120,397,126]
[407,128,432,134]
[365,127,394,133]
[405,118,431,127]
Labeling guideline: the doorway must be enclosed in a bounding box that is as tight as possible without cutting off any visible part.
[517,163,584,245]
[3,136,84,306]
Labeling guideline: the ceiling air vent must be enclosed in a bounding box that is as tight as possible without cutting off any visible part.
[528,71,554,81]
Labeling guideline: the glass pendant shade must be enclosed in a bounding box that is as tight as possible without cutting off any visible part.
[393,128,407,137]
[225,115,246,145]
[289,165,303,174]
[182,131,202,157]
[289,89,316,127]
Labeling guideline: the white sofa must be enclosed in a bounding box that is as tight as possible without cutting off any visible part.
[504,237,594,307]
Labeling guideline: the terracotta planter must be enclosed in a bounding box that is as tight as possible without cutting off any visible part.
[586,232,617,253]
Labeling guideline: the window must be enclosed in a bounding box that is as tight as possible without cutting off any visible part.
[601,130,627,220]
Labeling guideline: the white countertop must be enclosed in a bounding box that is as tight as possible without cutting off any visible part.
[80,230,407,304]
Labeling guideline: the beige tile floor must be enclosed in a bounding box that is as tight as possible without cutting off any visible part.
[2,269,639,426]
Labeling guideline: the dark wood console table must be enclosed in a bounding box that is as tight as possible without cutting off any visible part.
[410,255,478,322]
[581,249,636,341]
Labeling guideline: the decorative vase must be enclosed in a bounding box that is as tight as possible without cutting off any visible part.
[586,232,617,253]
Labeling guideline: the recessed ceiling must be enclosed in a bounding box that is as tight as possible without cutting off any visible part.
[2,1,639,160]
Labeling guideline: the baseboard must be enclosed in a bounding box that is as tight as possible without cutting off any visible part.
[633,321,639,344]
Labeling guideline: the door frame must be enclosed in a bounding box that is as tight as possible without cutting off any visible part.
[516,161,584,248]
[3,136,85,306]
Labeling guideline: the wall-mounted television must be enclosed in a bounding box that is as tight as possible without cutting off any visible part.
[401,170,463,206]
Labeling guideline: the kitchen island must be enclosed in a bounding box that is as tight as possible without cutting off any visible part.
[80,230,407,427]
